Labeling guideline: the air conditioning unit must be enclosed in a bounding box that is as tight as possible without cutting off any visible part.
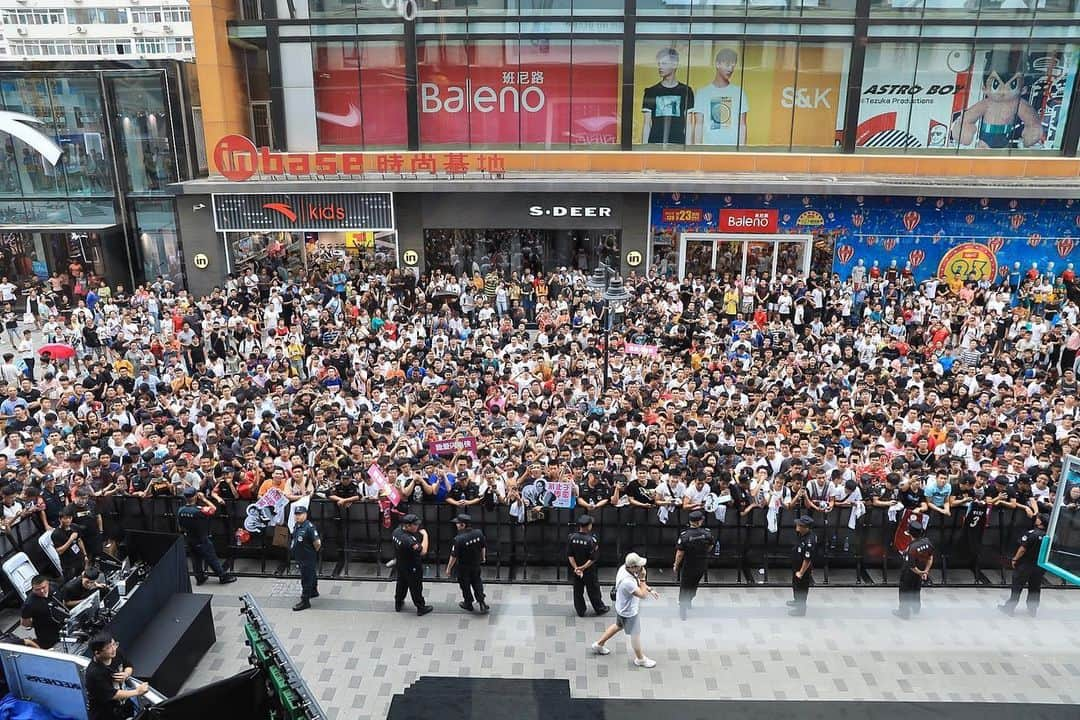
[16,27,28,35]
[162,24,173,33]
[131,25,142,34]
[75,25,87,33]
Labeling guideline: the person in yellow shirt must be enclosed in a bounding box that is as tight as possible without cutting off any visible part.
[722,286,739,319]
[287,340,306,379]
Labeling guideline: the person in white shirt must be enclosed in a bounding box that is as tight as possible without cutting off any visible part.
[591,553,659,668]
[690,48,748,147]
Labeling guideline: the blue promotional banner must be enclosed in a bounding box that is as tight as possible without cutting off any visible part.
[649,193,1080,282]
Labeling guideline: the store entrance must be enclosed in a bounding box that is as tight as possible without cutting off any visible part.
[677,233,813,281]
[0,231,108,288]
[423,228,621,277]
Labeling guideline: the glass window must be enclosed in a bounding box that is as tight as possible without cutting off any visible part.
[108,74,177,192]
[790,42,849,149]
[1,75,67,197]
[133,199,183,288]
[857,42,1078,153]
[313,41,408,150]
[685,39,752,149]
[632,39,693,149]
[46,76,114,197]
[418,38,621,149]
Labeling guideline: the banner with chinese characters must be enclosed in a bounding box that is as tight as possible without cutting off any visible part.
[550,482,576,509]
[428,436,478,457]
[417,39,621,147]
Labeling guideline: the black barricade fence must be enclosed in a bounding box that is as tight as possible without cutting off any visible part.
[0,497,1058,599]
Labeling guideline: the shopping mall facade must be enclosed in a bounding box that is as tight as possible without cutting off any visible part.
[163,0,1080,295]
[0,61,202,290]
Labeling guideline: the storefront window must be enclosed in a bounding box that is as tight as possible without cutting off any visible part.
[417,38,622,149]
[1,76,65,198]
[108,74,177,193]
[45,77,113,197]
[133,200,183,288]
[632,39,848,150]
[424,228,620,276]
[312,41,408,150]
[857,42,1078,153]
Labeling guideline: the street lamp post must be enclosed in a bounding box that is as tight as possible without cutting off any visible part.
[587,264,631,393]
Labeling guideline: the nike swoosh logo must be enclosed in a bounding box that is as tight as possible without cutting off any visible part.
[316,104,362,128]
[0,111,62,165]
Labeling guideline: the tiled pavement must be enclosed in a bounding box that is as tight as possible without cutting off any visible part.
[185,577,1080,720]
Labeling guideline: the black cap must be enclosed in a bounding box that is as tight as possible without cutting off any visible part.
[292,504,308,516]
[796,515,814,527]
[453,513,472,525]
[688,510,705,522]
[181,486,197,498]
[577,514,593,527]
[401,513,420,525]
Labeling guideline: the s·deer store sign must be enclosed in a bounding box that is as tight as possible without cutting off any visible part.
[212,193,395,232]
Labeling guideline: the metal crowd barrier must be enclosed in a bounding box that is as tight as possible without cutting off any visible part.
[59,496,1066,589]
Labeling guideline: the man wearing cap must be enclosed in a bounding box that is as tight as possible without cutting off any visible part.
[788,515,817,616]
[999,512,1049,617]
[289,503,321,611]
[567,514,609,617]
[894,514,934,619]
[673,509,714,620]
[392,514,433,616]
[177,486,236,587]
[446,513,489,613]
[591,552,659,668]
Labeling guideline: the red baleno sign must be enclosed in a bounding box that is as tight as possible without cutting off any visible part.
[718,209,779,234]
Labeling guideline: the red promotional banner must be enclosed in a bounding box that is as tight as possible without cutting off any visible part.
[313,41,408,148]
[718,209,779,233]
[418,39,621,147]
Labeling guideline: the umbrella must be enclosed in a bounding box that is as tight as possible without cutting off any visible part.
[37,343,76,360]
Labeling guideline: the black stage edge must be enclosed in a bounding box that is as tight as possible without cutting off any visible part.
[125,593,215,697]
[142,668,269,720]
[109,532,212,696]
[387,678,1078,720]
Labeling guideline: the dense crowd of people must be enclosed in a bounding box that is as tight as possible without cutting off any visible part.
[0,250,1078,567]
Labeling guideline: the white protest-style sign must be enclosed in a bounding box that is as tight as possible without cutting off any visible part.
[0,111,62,165]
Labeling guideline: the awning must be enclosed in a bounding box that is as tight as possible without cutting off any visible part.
[0,224,118,231]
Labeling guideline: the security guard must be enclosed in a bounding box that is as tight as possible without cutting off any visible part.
[673,509,714,620]
[290,504,321,611]
[894,514,934,619]
[788,515,817,617]
[567,514,609,617]
[446,513,489,614]
[177,487,236,586]
[393,514,433,616]
[999,513,1049,617]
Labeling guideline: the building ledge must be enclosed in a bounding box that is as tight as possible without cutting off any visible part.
[172,171,1080,199]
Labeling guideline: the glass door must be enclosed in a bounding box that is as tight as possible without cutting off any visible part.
[682,237,715,279]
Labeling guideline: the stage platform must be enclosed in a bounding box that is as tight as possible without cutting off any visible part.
[181,578,1080,720]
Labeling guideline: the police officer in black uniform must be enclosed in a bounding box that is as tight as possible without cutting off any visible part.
[673,509,714,620]
[567,514,609,617]
[894,514,934,619]
[999,513,1049,617]
[446,513,489,614]
[392,514,433,616]
[290,504,321,611]
[177,487,236,586]
[788,515,817,617]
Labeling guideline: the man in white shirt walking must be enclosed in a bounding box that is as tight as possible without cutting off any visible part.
[590,552,659,668]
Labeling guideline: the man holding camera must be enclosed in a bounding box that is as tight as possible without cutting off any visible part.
[591,552,659,668]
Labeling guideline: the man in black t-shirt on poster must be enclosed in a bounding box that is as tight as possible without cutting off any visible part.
[85,634,148,720]
[641,47,694,146]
